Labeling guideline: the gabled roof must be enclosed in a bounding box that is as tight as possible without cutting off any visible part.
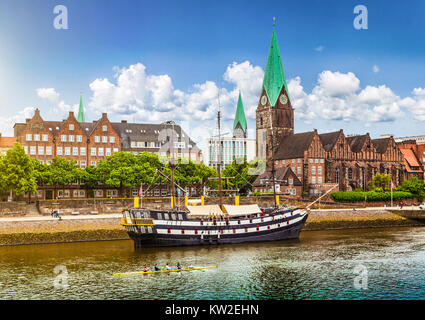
[262,27,290,107]
[400,148,423,172]
[372,138,391,154]
[253,166,302,187]
[111,122,200,152]
[233,92,247,132]
[319,131,341,152]
[274,131,315,159]
[346,134,368,153]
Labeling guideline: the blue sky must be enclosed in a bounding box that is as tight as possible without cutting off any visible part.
[1,0,425,151]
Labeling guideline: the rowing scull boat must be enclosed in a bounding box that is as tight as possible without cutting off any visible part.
[113,266,217,276]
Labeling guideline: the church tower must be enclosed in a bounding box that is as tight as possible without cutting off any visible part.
[233,91,247,138]
[256,24,294,161]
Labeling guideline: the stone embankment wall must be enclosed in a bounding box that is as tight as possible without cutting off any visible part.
[0,217,126,246]
[304,209,425,231]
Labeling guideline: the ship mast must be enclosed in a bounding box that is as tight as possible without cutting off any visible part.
[217,94,223,209]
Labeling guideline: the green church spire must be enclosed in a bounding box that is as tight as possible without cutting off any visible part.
[77,95,85,122]
[262,26,290,107]
[233,91,247,135]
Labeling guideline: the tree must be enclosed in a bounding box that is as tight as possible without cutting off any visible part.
[221,160,260,195]
[47,157,80,198]
[396,176,425,201]
[0,142,37,201]
[368,173,391,192]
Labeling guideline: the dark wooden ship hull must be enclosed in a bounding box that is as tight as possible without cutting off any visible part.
[123,208,308,248]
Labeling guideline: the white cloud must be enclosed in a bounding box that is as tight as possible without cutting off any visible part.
[289,71,404,123]
[400,87,425,121]
[36,87,78,117]
[373,65,380,73]
[315,46,324,52]
[0,107,35,136]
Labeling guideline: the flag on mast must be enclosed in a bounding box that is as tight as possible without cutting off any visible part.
[391,180,395,190]
[138,183,143,196]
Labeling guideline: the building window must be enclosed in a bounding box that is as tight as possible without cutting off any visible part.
[94,136,100,143]
[297,159,301,163]
[320,159,324,164]
[292,159,295,163]
[69,135,75,142]
[297,167,301,174]
[80,147,86,156]
[61,135,67,142]
[312,166,316,175]
[65,147,71,156]
[113,148,118,153]
[94,190,103,197]
[46,160,52,165]
[73,147,78,156]
[102,125,107,132]
[77,135,83,142]
[318,166,322,175]
[107,190,118,197]
[91,148,96,156]
[109,136,115,143]
[348,168,353,180]
[38,146,44,155]
[335,169,339,183]
[106,148,111,156]
[309,159,313,163]
[91,161,97,166]
[318,176,323,184]
[57,147,63,156]
[315,159,319,163]
[102,136,108,143]
[312,176,316,184]
[289,178,293,185]
[80,161,86,168]
[98,148,104,157]
[69,124,74,131]
[42,134,48,142]
[30,146,36,155]
[34,134,40,141]
[26,134,32,141]
[46,146,52,155]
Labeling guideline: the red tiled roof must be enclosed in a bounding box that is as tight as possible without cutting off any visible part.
[400,148,423,173]
[0,137,16,148]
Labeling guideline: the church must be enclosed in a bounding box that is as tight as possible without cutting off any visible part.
[255,26,406,196]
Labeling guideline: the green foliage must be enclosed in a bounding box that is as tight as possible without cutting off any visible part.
[368,173,391,191]
[330,191,414,203]
[0,143,37,197]
[396,176,425,201]
[221,160,261,195]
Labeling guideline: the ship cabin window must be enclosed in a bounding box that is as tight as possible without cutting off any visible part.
[147,227,152,233]
[171,213,176,220]
[178,214,183,220]
[164,213,169,220]
[157,212,162,220]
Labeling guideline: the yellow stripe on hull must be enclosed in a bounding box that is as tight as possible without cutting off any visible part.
[113,266,217,276]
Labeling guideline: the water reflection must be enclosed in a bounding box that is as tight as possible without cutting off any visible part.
[0,227,425,299]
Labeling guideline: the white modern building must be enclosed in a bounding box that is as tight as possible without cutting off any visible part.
[205,92,256,171]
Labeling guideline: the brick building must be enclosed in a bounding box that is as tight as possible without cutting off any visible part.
[252,166,302,196]
[14,109,121,167]
[0,135,16,155]
[255,26,407,196]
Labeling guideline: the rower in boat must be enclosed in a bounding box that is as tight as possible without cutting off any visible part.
[154,264,161,271]
[165,263,171,270]
[143,265,149,272]
[177,262,182,270]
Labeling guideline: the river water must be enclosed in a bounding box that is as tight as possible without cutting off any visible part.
[0,227,424,300]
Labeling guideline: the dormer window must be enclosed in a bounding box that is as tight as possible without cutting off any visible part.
[102,125,107,132]
[69,124,74,131]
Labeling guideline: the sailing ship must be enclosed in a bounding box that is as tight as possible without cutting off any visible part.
[121,94,309,249]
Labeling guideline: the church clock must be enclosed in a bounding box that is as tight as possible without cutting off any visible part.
[279,94,288,105]
[261,95,267,106]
